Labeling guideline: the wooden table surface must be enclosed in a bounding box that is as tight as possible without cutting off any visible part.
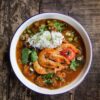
[0,0,100,100]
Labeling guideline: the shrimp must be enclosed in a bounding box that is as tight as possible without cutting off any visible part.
[39,48,69,68]
[56,43,80,61]
[33,43,78,74]
[23,65,36,80]
[33,60,67,74]
[35,76,45,87]
[56,71,66,79]
[54,64,68,73]
[49,54,70,65]
[56,43,79,53]
[33,61,48,74]
[38,48,60,68]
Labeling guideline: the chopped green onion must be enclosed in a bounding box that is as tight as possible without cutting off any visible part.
[77,56,83,61]
[68,37,73,42]
[39,25,47,33]
[42,73,54,79]
[70,59,79,71]
[56,77,63,81]
[26,28,33,34]
[54,21,64,32]
[29,67,34,72]
[71,31,75,34]
[44,79,53,84]
[65,31,71,36]
[74,37,78,42]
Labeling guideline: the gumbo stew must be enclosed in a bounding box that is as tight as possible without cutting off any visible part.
[16,19,86,89]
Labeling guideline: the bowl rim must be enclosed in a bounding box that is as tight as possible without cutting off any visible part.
[10,13,92,95]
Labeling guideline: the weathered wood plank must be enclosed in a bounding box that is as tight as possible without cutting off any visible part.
[0,0,11,100]
[39,0,100,100]
[0,0,100,100]
[75,73,100,100]
[40,0,73,14]
[68,0,100,100]
[0,0,39,100]
[7,0,39,99]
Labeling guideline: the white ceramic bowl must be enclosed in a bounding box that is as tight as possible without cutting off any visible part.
[10,13,92,95]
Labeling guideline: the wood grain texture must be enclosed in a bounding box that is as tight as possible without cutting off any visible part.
[0,0,39,100]
[0,0,100,100]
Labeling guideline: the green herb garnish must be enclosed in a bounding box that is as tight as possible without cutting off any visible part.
[54,21,64,32]
[42,73,54,84]
[22,48,38,64]
[42,73,54,79]
[70,59,79,71]
[68,37,73,42]
[39,25,47,33]
[44,79,53,84]
[22,48,31,64]
[56,77,63,81]
[76,55,84,64]
[71,31,75,34]
[74,37,78,42]
[26,28,33,34]
[31,50,38,62]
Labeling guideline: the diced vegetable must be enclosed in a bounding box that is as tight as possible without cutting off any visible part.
[56,77,63,81]
[34,22,39,27]
[65,31,72,36]
[42,73,54,79]
[76,55,84,64]
[25,28,34,35]
[27,29,32,34]
[47,20,51,24]
[44,79,53,84]
[68,37,73,42]
[39,25,47,33]
[74,37,78,42]
[29,62,33,66]
[71,31,75,34]
[42,73,54,84]
[77,55,83,61]
[66,31,75,36]
[20,35,26,41]
[20,34,29,41]
[29,67,34,72]
[77,46,82,54]
[31,50,38,62]
[22,48,31,64]
[60,48,76,61]
[23,30,27,34]
[70,59,79,71]
[65,31,76,42]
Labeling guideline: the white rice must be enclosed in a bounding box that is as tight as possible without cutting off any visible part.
[28,31,64,49]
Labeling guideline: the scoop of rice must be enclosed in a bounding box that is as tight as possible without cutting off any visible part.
[28,31,64,49]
